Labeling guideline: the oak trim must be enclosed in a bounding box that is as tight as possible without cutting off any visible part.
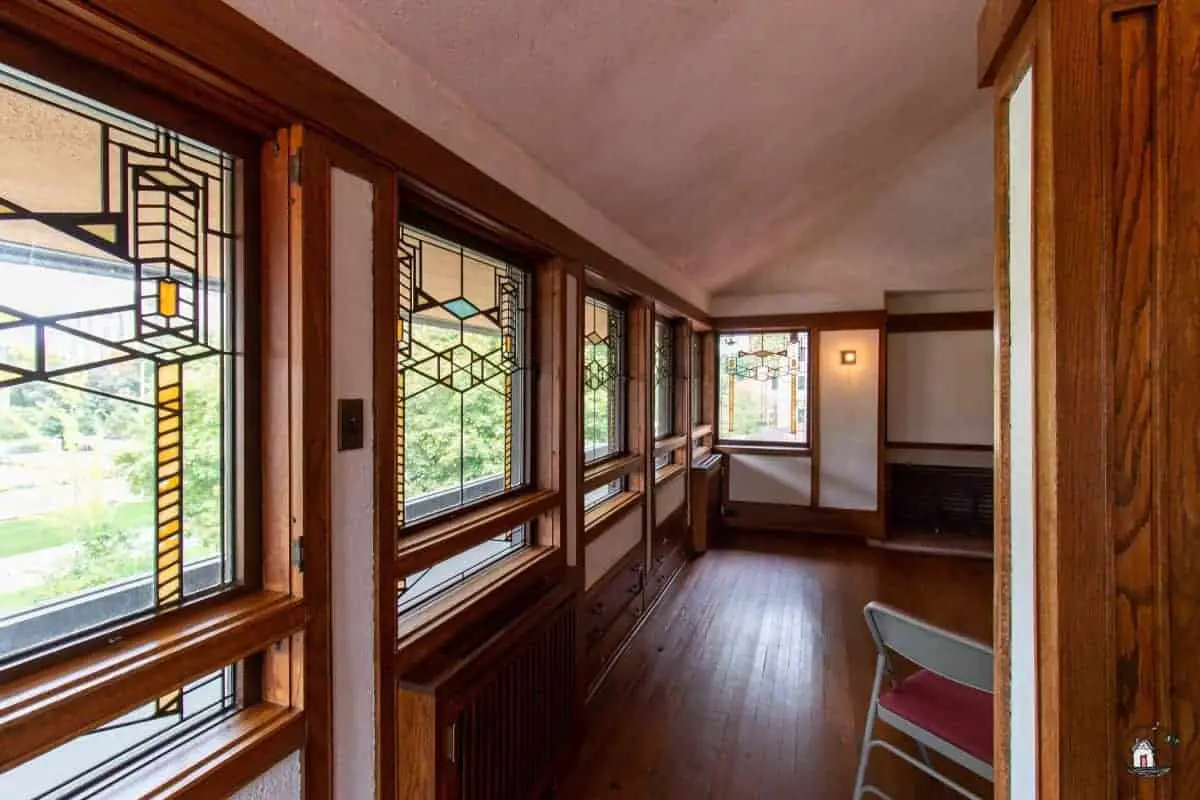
[0,592,305,771]
[583,493,644,545]
[887,311,995,333]
[690,423,713,439]
[395,489,560,577]
[653,463,687,486]
[652,434,688,455]
[978,0,1037,88]
[713,309,886,332]
[886,441,995,452]
[714,443,813,458]
[109,704,305,800]
[583,454,641,494]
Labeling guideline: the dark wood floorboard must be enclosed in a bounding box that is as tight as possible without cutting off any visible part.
[558,531,994,800]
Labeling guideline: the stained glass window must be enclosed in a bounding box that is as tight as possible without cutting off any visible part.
[653,319,674,439]
[583,295,625,465]
[0,63,240,661]
[396,225,531,527]
[691,334,702,425]
[0,666,237,797]
[398,526,528,613]
[718,332,810,445]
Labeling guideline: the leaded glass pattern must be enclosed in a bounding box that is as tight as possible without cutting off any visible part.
[583,295,625,465]
[0,666,237,798]
[0,62,238,660]
[396,225,530,527]
[653,319,674,439]
[691,334,702,424]
[718,331,811,445]
[398,525,528,613]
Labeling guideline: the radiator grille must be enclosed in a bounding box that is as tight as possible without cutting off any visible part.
[450,599,576,799]
[887,463,994,535]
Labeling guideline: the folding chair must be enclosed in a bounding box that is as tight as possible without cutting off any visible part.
[853,601,994,800]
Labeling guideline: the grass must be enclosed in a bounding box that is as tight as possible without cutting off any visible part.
[0,500,152,559]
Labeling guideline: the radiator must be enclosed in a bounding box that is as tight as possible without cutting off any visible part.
[398,585,578,800]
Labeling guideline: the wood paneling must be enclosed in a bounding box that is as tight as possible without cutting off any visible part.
[583,493,644,545]
[887,311,995,332]
[561,532,993,799]
[583,454,641,493]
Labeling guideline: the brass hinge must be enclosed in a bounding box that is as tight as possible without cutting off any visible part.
[289,148,302,185]
[445,722,457,764]
[291,536,304,573]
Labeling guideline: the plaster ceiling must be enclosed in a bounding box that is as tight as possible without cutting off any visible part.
[335,0,991,302]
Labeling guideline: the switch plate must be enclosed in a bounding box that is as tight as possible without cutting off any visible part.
[338,398,364,451]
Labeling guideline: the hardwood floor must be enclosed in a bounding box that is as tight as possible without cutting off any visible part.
[558,531,994,800]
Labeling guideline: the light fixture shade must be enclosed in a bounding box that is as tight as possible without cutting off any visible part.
[840,349,857,365]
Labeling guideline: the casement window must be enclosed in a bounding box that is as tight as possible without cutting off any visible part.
[394,223,535,612]
[0,61,245,662]
[395,224,531,527]
[717,331,812,447]
[691,333,702,425]
[653,319,673,440]
[582,294,626,509]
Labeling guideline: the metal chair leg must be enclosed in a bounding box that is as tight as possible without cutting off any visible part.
[853,655,887,799]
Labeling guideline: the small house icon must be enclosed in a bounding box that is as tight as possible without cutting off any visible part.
[1132,738,1156,770]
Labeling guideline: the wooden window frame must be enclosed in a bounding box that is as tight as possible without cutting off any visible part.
[582,290,630,470]
[713,327,816,453]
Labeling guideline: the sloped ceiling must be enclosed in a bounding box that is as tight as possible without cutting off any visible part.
[333,0,992,306]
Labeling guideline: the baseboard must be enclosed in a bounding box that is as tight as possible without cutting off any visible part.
[721,500,884,539]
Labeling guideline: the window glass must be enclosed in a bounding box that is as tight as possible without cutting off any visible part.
[396,226,531,526]
[584,479,624,511]
[0,666,237,798]
[583,295,624,465]
[653,320,673,438]
[653,452,671,472]
[0,63,240,661]
[718,331,810,445]
[398,525,528,613]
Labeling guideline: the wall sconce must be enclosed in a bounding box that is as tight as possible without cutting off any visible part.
[840,350,857,365]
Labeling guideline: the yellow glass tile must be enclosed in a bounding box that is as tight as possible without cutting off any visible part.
[159,415,181,433]
[158,506,180,524]
[159,475,181,492]
[159,445,180,463]
[0,202,14,215]
[158,385,181,403]
[158,490,180,510]
[158,430,181,448]
[160,518,181,536]
[160,461,181,477]
[79,222,119,243]
[396,318,405,340]
[159,362,180,384]
[158,278,179,317]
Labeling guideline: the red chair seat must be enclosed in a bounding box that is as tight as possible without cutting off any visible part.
[878,669,993,765]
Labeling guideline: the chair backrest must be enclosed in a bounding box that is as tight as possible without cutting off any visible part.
[863,601,993,693]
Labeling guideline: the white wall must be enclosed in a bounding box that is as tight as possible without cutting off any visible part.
[1007,68,1037,800]
[818,329,879,510]
[655,473,686,525]
[712,290,884,316]
[229,751,302,799]
[887,330,993,446]
[584,505,642,589]
[727,454,812,505]
[329,169,377,799]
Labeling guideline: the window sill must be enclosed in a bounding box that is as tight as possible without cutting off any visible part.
[653,434,688,455]
[0,591,305,772]
[583,453,640,493]
[396,489,559,577]
[714,443,812,457]
[583,491,643,544]
[654,463,686,486]
[101,703,304,799]
[691,423,713,439]
[396,545,561,673]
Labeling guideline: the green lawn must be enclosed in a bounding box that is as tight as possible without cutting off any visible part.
[0,500,152,559]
